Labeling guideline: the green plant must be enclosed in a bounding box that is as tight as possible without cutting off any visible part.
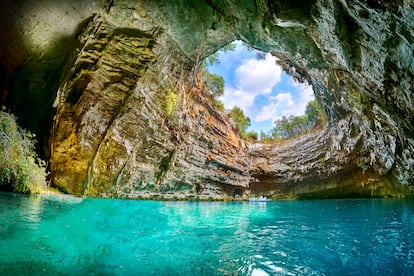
[0,111,46,194]
[202,42,236,110]
[202,71,224,99]
[229,106,251,138]
[318,157,327,169]
[203,43,236,67]
[163,90,178,117]
[214,100,225,112]
[244,131,258,141]
[357,159,369,174]
[271,99,327,139]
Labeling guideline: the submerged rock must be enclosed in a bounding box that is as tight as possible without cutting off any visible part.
[1,0,413,199]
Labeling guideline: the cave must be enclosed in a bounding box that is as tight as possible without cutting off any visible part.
[0,0,413,199]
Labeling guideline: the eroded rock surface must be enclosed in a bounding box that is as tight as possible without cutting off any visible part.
[1,0,413,199]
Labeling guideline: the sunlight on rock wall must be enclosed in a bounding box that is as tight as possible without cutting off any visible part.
[1,0,413,199]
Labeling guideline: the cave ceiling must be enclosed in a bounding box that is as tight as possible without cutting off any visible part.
[1,0,413,198]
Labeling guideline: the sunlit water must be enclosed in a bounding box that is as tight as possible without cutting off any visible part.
[0,192,413,275]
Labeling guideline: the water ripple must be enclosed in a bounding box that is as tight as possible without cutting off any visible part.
[0,194,413,275]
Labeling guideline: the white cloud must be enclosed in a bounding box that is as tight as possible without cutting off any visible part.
[220,87,256,112]
[255,92,293,122]
[255,83,314,123]
[235,54,282,96]
[273,92,294,104]
[296,83,315,112]
[220,53,282,115]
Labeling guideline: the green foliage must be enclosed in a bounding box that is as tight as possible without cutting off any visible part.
[259,130,271,141]
[271,99,326,139]
[0,111,46,194]
[357,159,369,174]
[203,43,237,68]
[214,100,225,112]
[163,90,179,117]
[230,106,251,137]
[202,42,236,110]
[245,131,258,141]
[318,156,327,169]
[202,71,224,99]
[304,100,320,125]
[307,98,328,125]
[271,116,295,138]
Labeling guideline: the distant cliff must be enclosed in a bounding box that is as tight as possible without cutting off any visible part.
[1,0,413,199]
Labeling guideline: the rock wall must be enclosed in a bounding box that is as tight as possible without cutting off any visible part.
[49,14,250,199]
[1,0,413,199]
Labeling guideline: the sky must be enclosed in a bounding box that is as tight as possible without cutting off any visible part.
[207,41,314,134]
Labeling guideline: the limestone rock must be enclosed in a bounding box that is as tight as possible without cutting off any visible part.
[1,0,413,199]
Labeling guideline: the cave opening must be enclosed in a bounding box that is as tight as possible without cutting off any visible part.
[203,40,326,142]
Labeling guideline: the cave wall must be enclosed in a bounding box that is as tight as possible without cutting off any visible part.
[245,0,414,198]
[49,14,251,198]
[1,0,413,199]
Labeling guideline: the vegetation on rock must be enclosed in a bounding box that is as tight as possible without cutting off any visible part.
[0,111,46,194]
[229,106,257,139]
[163,90,179,117]
[202,43,235,111]
[267,99,326,140]
[202,71,224,99]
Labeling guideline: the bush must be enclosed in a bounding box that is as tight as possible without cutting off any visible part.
[244,131,258,141]
[0,111,46,194]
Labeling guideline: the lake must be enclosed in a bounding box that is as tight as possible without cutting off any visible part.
[0,191,413,275]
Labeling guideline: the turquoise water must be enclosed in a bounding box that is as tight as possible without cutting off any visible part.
[0,192,413,275]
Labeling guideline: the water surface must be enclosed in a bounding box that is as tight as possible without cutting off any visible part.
[0,192,413,275]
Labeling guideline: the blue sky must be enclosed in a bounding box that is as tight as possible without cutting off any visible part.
[207,41,314,134]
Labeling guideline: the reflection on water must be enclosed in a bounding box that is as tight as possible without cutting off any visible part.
[0,192,413,275]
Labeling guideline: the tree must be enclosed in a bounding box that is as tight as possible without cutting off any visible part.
[272,116,294,138]
[260,130,270,141]
[291,116,306,134]
[202,71,224,99]
[270,99,327,139]
[201,42,236,106]
[304,99,326,126]
[230,106,251,137]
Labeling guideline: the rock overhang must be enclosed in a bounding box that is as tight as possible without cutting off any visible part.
[1,0,413,198]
